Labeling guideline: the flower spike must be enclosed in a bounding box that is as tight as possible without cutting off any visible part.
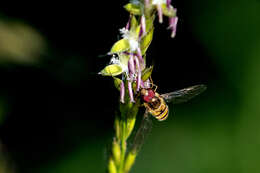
[101,1,181,172]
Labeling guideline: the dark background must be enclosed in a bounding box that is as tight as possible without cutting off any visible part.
[0,0,259,173]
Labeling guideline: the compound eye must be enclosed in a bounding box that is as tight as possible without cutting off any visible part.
[141,89,148,96]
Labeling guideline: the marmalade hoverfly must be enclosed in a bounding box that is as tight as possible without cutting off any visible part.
[132,84,207,152]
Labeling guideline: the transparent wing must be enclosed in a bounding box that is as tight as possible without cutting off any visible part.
[131,111,152,152]
[161,84,207,104]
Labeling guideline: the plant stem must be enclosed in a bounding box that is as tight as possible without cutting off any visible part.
[119,121,125,173]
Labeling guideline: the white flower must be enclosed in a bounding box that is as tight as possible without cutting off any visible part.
[110,53,129,74]
[152,0,166,5]
[119,28,139,52]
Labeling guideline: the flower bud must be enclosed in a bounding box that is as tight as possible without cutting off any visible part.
[120,81,125,103]
[124,152,137,173]
[114,117,120,140]
[156,4,163,23]
[128,54,135,75]
[126,117,136,139]
[134,56,141,91]
[166,0,171,8]
[108,157,117,173]
[139,15,146,38]
[136,47,144,69]
[112,139,121,165]
[128,81,135,103]
[168,16,178,38]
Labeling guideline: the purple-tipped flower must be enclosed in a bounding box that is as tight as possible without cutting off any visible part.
[128,81,135,103]
[168,15,178,38]
[125,15,132,30]
[156,4,163,23]
[134,56,141,92]
[120,81,125,103]
[136,47,144,69]
[128,54,135,75]
[139,15,146,38]
[145,0,150,7]
[166,0,171,8]
[141,80,145,88]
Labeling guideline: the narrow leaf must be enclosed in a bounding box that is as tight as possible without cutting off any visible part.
[141,66,153,81]
[140,27,154,55]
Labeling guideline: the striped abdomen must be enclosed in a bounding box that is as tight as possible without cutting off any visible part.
[144,93,169,121]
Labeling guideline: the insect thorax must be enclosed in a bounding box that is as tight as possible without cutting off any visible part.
[141,88,155,102]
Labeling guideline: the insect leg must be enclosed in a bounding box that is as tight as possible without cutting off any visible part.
[149,76,158,91]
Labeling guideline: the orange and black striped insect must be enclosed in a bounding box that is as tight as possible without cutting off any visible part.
[140,84,207,121]
[132,84,207,152]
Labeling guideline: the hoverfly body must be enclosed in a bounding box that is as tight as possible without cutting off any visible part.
[140,84,207,121]
[131,83,207,152]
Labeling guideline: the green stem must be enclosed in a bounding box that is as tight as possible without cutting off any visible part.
[118,121,127,173]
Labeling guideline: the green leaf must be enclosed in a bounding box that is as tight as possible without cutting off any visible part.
[142,66,153,81]
[110,39,130,53]
[130,15,138,30]
[140,27,154,55]
[162,4,176,17]
[99,64,123,76]
[124,3,141,15]
[143,54,147,66]
[112,140,121,166]
[145,15,155,32]
[135,25,141,36]
[129,16,141,37]
[113,77,122,91]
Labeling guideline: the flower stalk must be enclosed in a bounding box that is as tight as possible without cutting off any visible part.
[99,0,179,172]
